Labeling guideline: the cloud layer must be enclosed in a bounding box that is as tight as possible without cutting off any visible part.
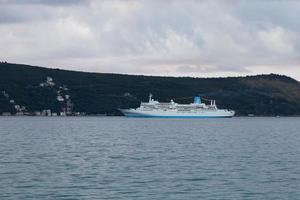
[1,0,300,79]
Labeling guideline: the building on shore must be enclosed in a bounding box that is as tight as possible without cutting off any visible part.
[15,112,24,116]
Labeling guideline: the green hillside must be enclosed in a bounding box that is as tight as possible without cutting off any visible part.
[1,62,300,116]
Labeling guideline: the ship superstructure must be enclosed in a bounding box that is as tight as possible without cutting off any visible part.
[120,94,235,118]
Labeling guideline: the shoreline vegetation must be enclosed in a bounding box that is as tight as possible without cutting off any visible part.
[1,62,300,117]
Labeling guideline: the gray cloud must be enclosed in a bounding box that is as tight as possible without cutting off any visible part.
[0,0,86,6]
[0,4,53,24]
[1,0,300,79]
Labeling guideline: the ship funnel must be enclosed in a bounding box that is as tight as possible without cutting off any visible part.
[194,96,201,104]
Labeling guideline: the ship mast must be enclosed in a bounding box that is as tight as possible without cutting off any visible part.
[149,93,153,102]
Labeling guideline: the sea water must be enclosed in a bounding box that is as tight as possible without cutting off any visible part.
[0,117,300,199]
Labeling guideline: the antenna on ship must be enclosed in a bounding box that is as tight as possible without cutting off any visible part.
[149,93,153,102]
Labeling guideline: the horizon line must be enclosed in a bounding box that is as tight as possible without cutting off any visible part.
[1,61,299,81]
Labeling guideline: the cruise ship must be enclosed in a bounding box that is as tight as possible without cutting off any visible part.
[120,94,235,118]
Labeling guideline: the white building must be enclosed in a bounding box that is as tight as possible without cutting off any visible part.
[57,95,64,102]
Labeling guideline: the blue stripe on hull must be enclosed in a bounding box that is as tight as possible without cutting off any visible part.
[125,115,233,118]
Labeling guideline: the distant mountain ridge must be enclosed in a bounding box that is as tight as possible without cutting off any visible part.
[1,62,300,116]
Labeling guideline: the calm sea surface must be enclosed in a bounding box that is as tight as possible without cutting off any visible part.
[0,117,300,199]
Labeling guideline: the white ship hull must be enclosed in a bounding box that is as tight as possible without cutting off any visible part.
[120,109,235,118]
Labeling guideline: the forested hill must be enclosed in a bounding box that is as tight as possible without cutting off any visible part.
[1,62,300,116]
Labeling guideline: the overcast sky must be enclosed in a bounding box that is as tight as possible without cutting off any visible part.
[1,0,300,79]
